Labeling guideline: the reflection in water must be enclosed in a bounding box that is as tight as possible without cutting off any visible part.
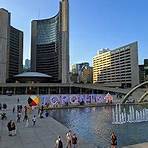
[49,105,148,147]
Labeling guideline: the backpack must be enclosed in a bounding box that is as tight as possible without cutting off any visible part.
[58,140,63,148]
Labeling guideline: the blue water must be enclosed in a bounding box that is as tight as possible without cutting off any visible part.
[49,105,148,147]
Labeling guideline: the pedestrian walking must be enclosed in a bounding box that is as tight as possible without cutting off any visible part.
[12,106,15,113]
[32,115,36,126]
[17,111,21,122]
[66,130,72,148]
[17,98,19,103]
[72,134,77,148]
[23,113,28,122]
[111,132,117,148]
[7,120,12,136]
[45,110,49,117]
[55,136,63,148]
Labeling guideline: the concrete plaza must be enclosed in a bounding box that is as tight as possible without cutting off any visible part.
[0,95,96,148]
[0,95,148,148]
[123,143,148,148]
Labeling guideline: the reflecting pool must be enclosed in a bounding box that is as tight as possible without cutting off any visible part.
[49,105,148,147]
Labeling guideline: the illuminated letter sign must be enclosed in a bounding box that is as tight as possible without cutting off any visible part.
[61,95,69,105]
[85,95,91,104]
[70,95,78,104]
[50,95,59,105]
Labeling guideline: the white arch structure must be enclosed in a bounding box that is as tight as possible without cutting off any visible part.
[122,81,148,103]
[139,91,148,103]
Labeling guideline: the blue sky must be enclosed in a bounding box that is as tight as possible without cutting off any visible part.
[0,0,148,65]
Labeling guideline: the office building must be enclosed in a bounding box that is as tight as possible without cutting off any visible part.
[80,67,93,83]
[71,62,90,83]
[93,42,139,88]
[144,59,148,81]
[24,59,31,71]
[72,62,89,74]
[139,65,145,83]
[31,0,69,83]
[0,8,23,83]
[139,59,148,83]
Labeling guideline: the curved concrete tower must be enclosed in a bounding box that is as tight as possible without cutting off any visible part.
[31,0,69,83]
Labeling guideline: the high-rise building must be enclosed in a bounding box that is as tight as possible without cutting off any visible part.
[25,59,30,69]
[72,62,89,75]
[31,0,69,83]
[93,42,139,88]
[144,59,148,81]
[139,65,145,83]
[138,59,148,83]
[0,8,23,83]
[71,62,90,83]
[80,67,93,83]
[23,59,31,72]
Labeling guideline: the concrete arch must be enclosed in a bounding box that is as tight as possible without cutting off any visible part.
[138,91,148,103]
[122,81,148,103]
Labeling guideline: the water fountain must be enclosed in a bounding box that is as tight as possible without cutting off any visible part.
[112,104,148,124]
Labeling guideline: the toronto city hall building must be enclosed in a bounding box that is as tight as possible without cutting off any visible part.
[31,0,69,83]
[0,8,23,83]
[93,42,139,88]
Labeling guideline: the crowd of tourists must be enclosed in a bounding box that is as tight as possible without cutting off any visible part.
[55,130,78,148]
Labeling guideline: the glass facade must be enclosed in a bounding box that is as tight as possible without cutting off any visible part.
[9,26,23,80]
[37,16,59,45]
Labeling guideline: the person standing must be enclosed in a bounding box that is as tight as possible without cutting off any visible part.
[11,121,16,136]
[7,120,12,136]
[25,119,29,127]
[3,103,7,111]
[72,134,77,148]
[66,130,72,148]
[17,98,19,103]
[17,111,21,122]
[45,110,49,117]
[23,113,28,122]
[32,115,36,126]
[111,132,117,148]
[12,106,15,113]
[55,136,63,148]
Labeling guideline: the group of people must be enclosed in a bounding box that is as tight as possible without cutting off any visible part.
[38,105,49,118]
[2,98,118,147]
[55,130,78,148]
[6,102,37,136]
[16,105,37,127]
